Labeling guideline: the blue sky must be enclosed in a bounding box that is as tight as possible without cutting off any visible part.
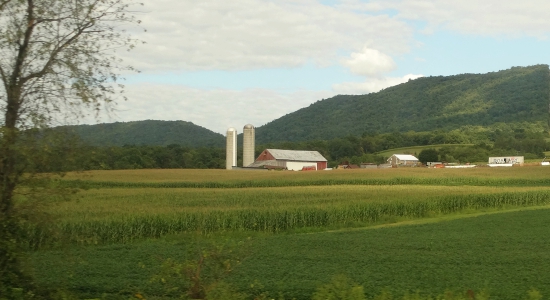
[126,32,550,91]
[398,32,550,77]
[100,0,550,134]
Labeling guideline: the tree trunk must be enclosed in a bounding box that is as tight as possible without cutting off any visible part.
[0,85,28,293]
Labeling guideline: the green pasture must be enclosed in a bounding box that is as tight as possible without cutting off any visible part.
[229,208,550,299]
[29,208,550,299]
[21,168,550,298]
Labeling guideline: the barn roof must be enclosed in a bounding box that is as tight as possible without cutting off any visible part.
[267,149,327,162]
[392,154,419,161]
[247,160,282,168]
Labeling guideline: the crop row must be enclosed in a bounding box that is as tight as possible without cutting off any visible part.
[53,176,550,189]
[23,190,550,249]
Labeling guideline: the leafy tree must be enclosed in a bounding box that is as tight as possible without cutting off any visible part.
[0,0,141,294]
[418,148,439,164]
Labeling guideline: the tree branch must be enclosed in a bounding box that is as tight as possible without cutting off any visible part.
[5,0,36,128]
[20,23,92,84]
[21,1,104,84]
[10,0,36,88]
[0,0,12,12]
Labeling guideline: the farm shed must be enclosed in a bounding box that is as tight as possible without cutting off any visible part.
[488,156,524,167]
[249,149,328,171]
[387,154,419,167]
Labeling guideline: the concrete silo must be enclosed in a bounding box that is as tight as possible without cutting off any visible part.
[243,124,255,167]
[226,127,237,170]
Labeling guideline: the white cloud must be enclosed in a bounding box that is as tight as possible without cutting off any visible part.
[81,0,550,133]
[122,0,413,72]
[118,0,550,76]
[333,74,423,94]
[342,47,396,77]
[336,0,389,12]
[366,0,550,38]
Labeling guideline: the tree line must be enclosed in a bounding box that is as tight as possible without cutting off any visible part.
[29,124,550,172]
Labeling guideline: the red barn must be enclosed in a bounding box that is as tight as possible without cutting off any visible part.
[248,149,328,170]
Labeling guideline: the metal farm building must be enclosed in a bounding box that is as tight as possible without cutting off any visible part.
[248,149,328,170]
[488,156,524,167]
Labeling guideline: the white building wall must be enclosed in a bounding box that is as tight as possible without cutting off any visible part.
[488,156,524,164]
[286,161,317,171]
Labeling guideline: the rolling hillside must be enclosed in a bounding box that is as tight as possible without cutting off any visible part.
[61,65,550,147]
[60,120,225,147]
[256,65,550,143]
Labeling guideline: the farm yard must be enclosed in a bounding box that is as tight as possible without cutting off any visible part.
[24,167,550,299]
[4,5,550,299]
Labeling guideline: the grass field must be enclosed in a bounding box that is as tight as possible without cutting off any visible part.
[228,208,550,299]
[30,208,550,299]
[23,167,550,299]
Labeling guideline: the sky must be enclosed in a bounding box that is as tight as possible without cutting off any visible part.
[91,0,550,134]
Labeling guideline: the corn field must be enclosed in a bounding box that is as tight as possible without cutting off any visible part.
[21,167,550,249]
[59,167,550,183]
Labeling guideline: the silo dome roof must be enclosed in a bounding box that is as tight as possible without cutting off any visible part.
[227,127,236,132]
[243,124,254,129]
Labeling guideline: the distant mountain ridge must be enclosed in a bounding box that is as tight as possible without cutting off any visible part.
[255,65,550,143]
[61,65,550,147]
[61,120,225,147]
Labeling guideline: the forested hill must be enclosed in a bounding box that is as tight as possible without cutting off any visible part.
[256,65,550,143]
[60,120,225,147]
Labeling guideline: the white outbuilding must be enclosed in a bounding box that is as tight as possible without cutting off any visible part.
[488,156,524,167]
[387,154,419,167]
